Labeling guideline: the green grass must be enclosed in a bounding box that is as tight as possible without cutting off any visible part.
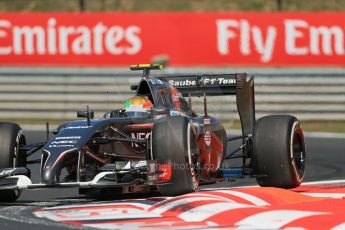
[1,0,345,12]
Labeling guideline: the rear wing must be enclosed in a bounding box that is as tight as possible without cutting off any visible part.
[158,73,255,137]
[158,74,239,96]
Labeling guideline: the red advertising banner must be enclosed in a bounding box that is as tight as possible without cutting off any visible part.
[0,12,345,66]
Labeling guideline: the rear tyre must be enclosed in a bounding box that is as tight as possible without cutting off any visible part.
[252,115,306,188]
[152,116,199,196]
[0,122,27,202]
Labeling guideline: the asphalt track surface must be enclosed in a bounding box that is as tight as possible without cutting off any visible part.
[0,130,344,229]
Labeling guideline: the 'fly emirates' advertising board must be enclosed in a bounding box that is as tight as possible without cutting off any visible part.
[0,13,344,66]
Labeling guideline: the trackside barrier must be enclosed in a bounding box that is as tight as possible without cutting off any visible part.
[0,67,344,127]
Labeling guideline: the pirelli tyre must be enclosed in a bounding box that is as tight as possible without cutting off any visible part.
[151,116,199,196]
[0,122,27,202]
[252,115,306,188]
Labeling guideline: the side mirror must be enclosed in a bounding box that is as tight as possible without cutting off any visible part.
[152,106,170,116]
[77,107,94,126]
[130,84,138,91]
[77,110,94,119]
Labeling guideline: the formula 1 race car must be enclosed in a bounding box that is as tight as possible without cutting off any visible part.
[0,64,306,202]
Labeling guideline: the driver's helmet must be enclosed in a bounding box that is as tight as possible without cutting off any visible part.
[123,96,153,117]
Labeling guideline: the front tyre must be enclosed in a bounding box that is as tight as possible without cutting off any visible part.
[252,115,306,188]
[152,116,199,196]
[0,122,26,202]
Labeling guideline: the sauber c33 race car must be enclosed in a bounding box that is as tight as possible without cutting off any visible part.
[0,64,306,202]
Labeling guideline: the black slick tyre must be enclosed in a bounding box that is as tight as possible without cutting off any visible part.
[252,115,306,188]
[0,122,27,202]
[151,116,198,196]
